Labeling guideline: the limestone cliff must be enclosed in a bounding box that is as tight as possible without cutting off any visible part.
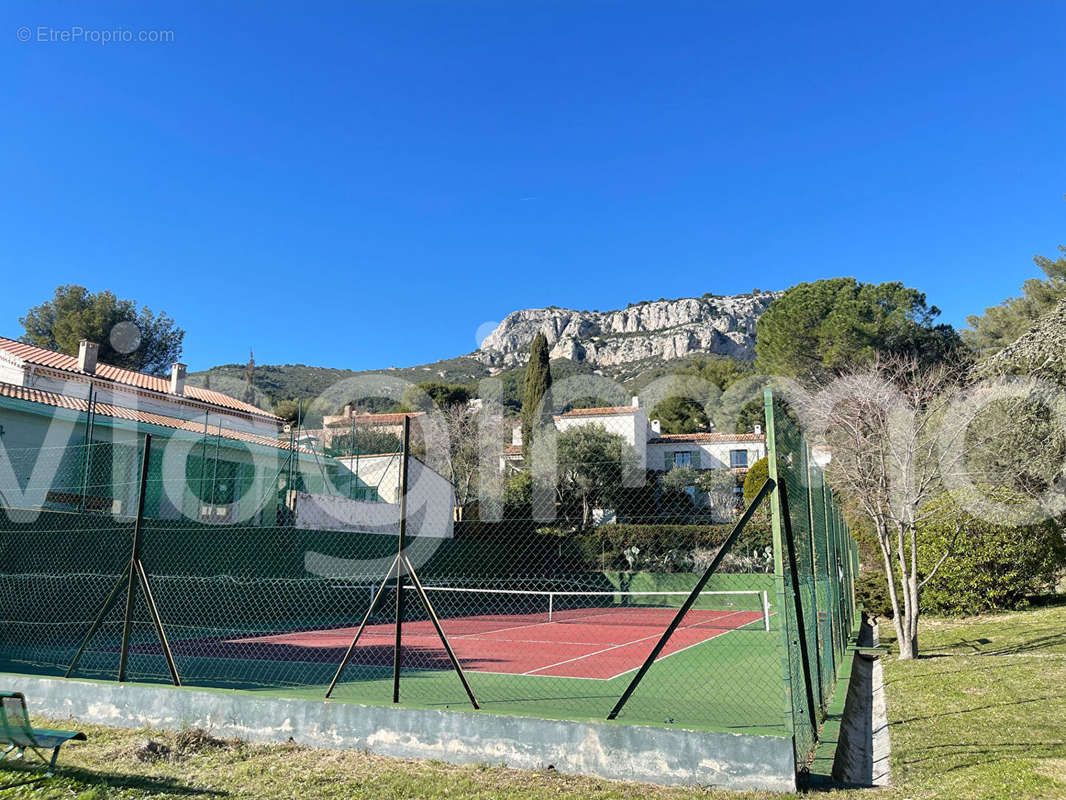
[478,292,778,370]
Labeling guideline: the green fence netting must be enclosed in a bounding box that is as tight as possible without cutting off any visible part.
[0,388,857,777]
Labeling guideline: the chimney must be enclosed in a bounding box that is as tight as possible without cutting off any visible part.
[651,419,661,434]
[78,340,98,374]
[344,404,353,417]
[170,363,187,396]
[754,423,762,435]
[631,396,640,408]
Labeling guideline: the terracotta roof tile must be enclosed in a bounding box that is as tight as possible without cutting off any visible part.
[0,380,299,452]
[0,336,278,420]
[556,406,638,418]
[649,432,765,444]
[324,411,424,427]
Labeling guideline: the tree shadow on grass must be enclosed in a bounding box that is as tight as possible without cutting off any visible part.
[899,739,1066,766]
[882,658,1051,686]
[979,631,1066,655]
[0,762,225,796]
[925,631,1066,657]
[892,693,1066,725]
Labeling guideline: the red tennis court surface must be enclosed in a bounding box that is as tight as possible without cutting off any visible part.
[227,607,766,680]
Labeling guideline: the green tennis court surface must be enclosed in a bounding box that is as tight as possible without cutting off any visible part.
[0,619,787,735]
[0,583,787,734]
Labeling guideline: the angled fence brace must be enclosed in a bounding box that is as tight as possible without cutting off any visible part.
[65,434,181,686]
[606,477,776,721]
[324,416,479,709]
[777,479,819,727]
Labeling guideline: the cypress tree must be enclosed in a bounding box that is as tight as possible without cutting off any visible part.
[243,349,256,404]
[520,333,552,453]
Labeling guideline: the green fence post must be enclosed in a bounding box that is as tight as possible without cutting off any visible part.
[763,389,798,753]
[804,446,833,703]
[764,388,819,768]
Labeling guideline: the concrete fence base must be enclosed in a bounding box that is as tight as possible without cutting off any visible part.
[3,673,797,792]
[831,616,892,787]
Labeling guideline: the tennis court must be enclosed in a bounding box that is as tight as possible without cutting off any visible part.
[0,388,860,771]
[221,588,770,681]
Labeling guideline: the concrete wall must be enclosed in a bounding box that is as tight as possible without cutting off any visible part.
[3,674,797,792]
[294,489,454,538]
[832,617,892,787]
[329,455,456,538]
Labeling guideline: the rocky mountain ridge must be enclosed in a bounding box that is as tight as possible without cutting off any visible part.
[190,291,780,415]
[477,292,778,371]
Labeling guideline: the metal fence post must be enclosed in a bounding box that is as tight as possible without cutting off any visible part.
[117,434,152,682]
[392,415,411,704]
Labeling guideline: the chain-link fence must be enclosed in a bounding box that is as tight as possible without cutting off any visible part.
[0,387,856,774]
[764,388,859,766]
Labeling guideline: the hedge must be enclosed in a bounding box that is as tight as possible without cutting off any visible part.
[918,488,1066,615]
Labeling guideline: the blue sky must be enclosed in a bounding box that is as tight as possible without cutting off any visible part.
[2,1,1064,371]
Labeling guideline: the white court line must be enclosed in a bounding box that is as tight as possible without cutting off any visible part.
[448,609,759,648]
[600,613,772,681]
[520,610,750,676]
[315,611,775,682]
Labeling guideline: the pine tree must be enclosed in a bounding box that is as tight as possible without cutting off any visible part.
[243,349,256,404]
[520,333,552,453]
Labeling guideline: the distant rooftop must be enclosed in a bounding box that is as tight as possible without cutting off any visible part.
[555,406,638,419]
[649,432,764,444]
[0,336,277,421]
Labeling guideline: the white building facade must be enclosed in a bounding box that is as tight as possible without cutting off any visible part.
[503,395,765,477]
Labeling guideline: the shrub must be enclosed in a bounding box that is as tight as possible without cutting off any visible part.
[918,489,1066,615]
[855,570,897,619]
[579,519,773,573]
[743,457,770,505]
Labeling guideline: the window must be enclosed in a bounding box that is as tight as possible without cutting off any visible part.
[730,449,748,469]
[673,451,692,467]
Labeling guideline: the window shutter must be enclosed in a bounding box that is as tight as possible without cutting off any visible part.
[691,449,701,469]
[665,452,672,471]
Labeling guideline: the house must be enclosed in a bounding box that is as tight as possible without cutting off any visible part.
[647,430,765,474]
[500,396,765,477]
[553,398,652,471]
[0,336,326,524]
[317,407,424,450]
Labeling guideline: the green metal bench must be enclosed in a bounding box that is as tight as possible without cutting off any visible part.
[0,692,85,776]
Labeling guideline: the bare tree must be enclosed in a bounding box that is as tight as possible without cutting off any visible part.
[434,401,506,509]
[797,356,968,659]
[696,469,740,523]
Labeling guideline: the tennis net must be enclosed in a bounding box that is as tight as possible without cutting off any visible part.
[367,584,772,633]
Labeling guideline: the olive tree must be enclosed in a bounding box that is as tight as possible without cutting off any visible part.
[798,356,969,659]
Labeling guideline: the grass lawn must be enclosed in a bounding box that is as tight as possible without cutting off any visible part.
[1,603,1064,799]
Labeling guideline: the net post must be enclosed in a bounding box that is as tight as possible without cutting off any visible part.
[606,477,775,721]
[548,592,553,623]
[392,415,411,704]
[762,590,771,632]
